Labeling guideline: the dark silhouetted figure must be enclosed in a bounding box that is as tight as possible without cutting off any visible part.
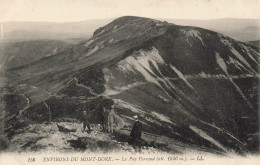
[130,115,142,152]
[98,107,108,131]
[82,111,91,133]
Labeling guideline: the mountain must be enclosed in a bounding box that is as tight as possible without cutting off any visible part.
[2,16,259,154]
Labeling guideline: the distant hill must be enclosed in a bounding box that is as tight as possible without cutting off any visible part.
[164,18,260,42]
[0,18,259,42]
[0,19,112,41]
[0,40,74,69]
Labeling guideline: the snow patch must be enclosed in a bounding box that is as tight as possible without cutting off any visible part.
[114,99,145,114]
[189,125,229,153]
[103,86,119,96]
[85,45,99,57]
[104,82,144,96]
[181,29,204,46]
[117,61,135,73]
[151,111,173,124]
[241,44,259,65]
[85,39,94,47]
[228,57,247,72]
[215,52,228,75]
[117,47,165,89]
[170,65,193,89]
[157,95,170,103]
[121,115,148,126]
[198,71,208,78]
[230,47,253,71]
[95,29,105,37]
[219,36,254,72]
[200,120,245,146]
[85,41,105,57]
[229,78,253,109]
[103,67,145,96]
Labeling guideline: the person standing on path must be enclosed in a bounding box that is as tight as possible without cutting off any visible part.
[130,115,142,152]
[107,108,116,133]
[82,111,91,133]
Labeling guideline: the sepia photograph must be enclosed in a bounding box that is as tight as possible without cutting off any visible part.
[0,0,259,164]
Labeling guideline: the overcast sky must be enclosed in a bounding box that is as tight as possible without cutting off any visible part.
[0,0,260,22]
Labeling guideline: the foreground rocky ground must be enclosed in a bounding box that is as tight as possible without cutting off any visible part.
[5,122,223,155]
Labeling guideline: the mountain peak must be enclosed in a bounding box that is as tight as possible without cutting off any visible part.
[93,16,167,37]
[111,16,157,23]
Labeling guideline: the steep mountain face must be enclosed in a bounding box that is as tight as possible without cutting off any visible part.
[3,16,259,154]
